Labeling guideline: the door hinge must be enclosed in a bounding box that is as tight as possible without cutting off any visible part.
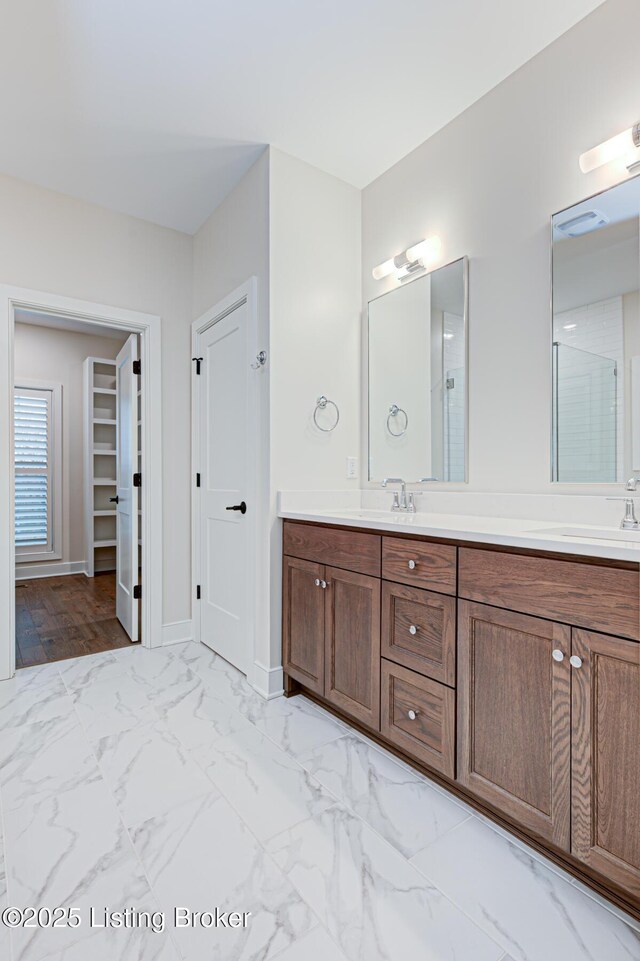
[446,377,455,390]
[132,359,141,375]
[133,584,142,599]
[133,472,142,487]
[196,585,201,600]
[192,357,203,375]
[196,473,201,487]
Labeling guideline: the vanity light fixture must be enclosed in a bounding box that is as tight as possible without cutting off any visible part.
[372,236,442,281]
[579,122,640,173]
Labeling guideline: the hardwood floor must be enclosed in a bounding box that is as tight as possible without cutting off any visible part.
[15,572,135,668]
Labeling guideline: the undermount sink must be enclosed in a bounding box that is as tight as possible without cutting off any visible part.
[528,525,640,544]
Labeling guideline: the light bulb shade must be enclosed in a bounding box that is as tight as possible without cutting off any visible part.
[579,124,640,173]
[405,236,442,265]
[372,258,396,280]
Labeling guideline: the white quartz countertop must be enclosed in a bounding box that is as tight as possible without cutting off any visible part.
[278,505,640,564]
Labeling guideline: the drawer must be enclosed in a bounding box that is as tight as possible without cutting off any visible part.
[283,521,381,577]
[381,581,456,686]
[381,660,455,777]
[459,547,640,641]
[382,537,456,594]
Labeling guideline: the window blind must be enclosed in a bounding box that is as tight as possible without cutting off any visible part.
[14,390,51,549]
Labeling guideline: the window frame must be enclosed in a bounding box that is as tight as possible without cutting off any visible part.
[14,379,62,563]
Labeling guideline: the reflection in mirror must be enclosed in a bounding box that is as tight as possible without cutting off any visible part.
[552,177,640,483]
[368,257,467,483]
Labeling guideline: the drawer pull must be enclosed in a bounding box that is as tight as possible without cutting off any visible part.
[407,709,418,721]
[569,655,583,669]
[408,560,417,570]
[409,625,418,636]
[321,580,328,589]
[314,578,321,587]
[552,649,565,662]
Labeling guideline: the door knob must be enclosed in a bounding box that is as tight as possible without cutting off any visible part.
[408,559,417,570]
[315,578,321,587]
[409,625,418,635]
[407,709,418,721]
[109,496,119,504]
[552,649,564,662]
[569,655,583,669]
[225,502,247,515]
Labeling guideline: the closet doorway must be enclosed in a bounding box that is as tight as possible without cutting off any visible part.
[0,286,163,680]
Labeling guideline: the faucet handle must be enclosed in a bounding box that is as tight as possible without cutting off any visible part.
[418,477,439,483]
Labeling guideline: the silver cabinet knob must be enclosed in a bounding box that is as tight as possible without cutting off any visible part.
[407,709,418,721]
[552,649,565,662]
[409,625,418,636]
[321,580,328,589]
[314,578,321,587]
[408,560,417,570]
[569,655,583,669]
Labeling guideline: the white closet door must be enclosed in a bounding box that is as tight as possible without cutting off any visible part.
[115,335,138,641]
[197,300,251,674]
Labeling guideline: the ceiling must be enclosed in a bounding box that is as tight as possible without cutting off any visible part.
[0,0,604,234]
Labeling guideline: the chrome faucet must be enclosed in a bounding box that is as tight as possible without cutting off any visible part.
[382,478,415,513]
[607,496,640,529]
[627,474,640,491]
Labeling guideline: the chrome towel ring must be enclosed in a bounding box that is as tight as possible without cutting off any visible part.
[387,404,408,437]
[314,395,340,432]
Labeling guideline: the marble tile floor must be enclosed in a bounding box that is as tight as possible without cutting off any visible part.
[0,641,637,961]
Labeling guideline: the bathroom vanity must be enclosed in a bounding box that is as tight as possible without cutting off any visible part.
[280,511,640,917]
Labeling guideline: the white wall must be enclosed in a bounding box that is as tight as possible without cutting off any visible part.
[269,149,361,674]
[0,173,193,625]
[14,323,126,572]
[361,0,640,494]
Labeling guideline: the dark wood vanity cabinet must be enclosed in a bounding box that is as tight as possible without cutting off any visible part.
[457,601,571,849]
[282,520,640,915]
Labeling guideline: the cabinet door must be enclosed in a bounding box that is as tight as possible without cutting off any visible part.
[282,556,325,694]
[458,601,571,849]
[324,566,381,729]
[572,629,640,898]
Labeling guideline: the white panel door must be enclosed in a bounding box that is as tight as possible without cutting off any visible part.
[198,301,251,673]
[115,335,139,641]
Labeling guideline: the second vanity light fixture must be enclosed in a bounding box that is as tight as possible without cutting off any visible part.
[579,122,640,173]
[372,236,441,281]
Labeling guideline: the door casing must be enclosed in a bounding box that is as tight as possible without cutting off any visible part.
[0,285,163,679]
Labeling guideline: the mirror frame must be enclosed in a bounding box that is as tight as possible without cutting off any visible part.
[366,254,469,486]
[549,173,640,485]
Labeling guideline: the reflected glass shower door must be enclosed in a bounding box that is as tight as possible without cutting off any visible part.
[552,343,617,483]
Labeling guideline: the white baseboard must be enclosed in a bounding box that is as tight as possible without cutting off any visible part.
[15,560,87,581]
[250,660,284,700]
[161,619,193,647]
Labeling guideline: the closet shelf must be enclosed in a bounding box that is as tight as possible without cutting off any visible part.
[94,510,116,517]
[93,479,116,486]
[94,418,117,426]
[93,387,116,396]
[92,449,116,455]
[94,539,116,548]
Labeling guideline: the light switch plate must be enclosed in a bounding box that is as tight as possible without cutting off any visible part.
[346,456,358,479]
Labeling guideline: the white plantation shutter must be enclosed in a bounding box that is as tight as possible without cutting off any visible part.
[14,387,53,551]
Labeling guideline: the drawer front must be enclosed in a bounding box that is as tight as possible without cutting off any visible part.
[381,581,456,686]
[283,521,381,577]
[382,537,456,594]
[459,548,640,641]
[381,659,455,777]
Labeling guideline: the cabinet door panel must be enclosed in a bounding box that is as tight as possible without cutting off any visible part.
[572,629,640,899]
[282,556,325,694]
[324,566,381,729]
[458,601,571,849]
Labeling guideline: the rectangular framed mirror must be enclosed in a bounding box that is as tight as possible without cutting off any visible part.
[551,177,640,483]
[367,256,468,483]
